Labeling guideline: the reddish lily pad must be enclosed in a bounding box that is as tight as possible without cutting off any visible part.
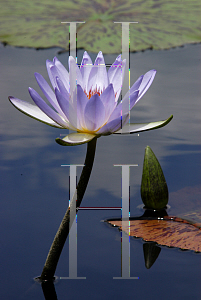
[108,216,201,252]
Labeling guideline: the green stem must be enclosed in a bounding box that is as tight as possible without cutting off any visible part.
[39,137,97,281]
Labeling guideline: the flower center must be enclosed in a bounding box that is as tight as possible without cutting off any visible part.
[85,87,102,99]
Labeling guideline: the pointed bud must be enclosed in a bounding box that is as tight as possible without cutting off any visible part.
[141,146,168,210]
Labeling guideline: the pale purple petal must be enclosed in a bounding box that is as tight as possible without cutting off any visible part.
[46,59,56,89]
[56,132,96,146]
[34,72,66,119]
[28,87,68,128]
[9,96,62,128]
[138,69,156,100]
[46,57,70,92]
[108,55,125,102]
[97,113,128,135]
[35,72,57,106]
[129,89,141,110]
[130,75,143,93]
[55,87,77,130]
[80,51,93,93]
[54,87,69,118]
[56,76,82,130]
[99,84,116,121]
[84,94,105,131]
[69,56,83,93]
[122,59,126,86]
[77,84,89,129]
[108,55,121,83]
[53,57,69,91]
[121,75,143,108]
[121,71,156,107]
[96,118,121,135]
[87,51,108,96]
[56,77,69,101]
[49,65,60,89]
[106,90,139,123]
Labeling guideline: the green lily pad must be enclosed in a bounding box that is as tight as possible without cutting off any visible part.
[0,0,201,53]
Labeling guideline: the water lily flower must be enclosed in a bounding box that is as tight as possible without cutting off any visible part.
[9,51,172,146]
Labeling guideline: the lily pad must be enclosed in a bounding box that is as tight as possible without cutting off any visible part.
[108,216,201,252]
[0,0,201,53]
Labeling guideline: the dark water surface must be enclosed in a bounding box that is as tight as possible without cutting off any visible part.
[0,44,201,299]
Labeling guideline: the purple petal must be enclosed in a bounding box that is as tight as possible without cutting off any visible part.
[80,51,93,93]
[122,59,126,85]
[55,87,77,130]
[9,96,62,128]
[96,118,121,135]
[108,55,121,83]
[121,75,143,109]
[56,77,69,101]
[108,55,125,102]
[107,90,139,123]
[28,87,68,128]
[46,57,70,93]
[129,89,141,110]
[69,56,83,93]
[87,51,109,96]
[138,69,156,100]
[50,65,60,89]
[53,57,69,91]
[130,75,143,93]
[55,87,69,119]
[84,94,105,131]
[46,59,56,89]
[97,113,128,135]
[77,84,89,129]
[34,72,66,118]
[100,84,116,121]
[55,77,78,129]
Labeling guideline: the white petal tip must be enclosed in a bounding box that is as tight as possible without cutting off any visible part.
[55,132,97,146]
[114,115,173,134]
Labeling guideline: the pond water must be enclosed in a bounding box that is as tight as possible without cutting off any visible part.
[0,43,201,299]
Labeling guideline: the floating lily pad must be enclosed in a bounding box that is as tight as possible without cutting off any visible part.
[108,217,201,252]
[0,0,201,53]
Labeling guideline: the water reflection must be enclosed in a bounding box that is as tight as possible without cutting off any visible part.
[41,280,58,300]
[143,242,161,269]
[38,241,161,300]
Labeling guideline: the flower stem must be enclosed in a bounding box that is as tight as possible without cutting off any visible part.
[39,137,97,281]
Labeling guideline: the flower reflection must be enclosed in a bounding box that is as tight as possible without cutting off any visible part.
[9,51,172,146]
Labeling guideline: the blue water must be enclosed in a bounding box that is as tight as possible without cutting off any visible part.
[0,43,201,299]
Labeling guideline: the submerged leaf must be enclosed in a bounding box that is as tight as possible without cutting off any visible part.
[108,217,201,252]
[143,242,161,269]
